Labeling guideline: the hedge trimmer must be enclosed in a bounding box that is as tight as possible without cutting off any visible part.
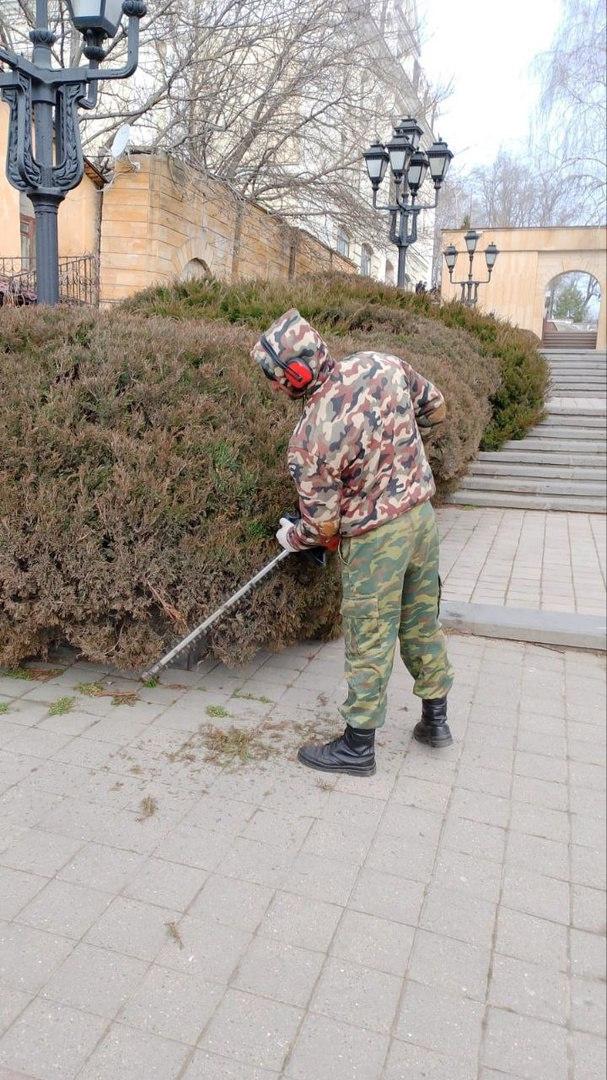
[141,517,335,682]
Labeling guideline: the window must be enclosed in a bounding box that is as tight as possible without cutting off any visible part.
[360,244,373,277]
[336,230,350,258]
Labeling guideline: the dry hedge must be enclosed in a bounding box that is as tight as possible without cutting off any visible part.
[0,278,545,669]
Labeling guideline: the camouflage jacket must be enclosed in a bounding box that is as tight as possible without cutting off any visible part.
[251,311,446,550]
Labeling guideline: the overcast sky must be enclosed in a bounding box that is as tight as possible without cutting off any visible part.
[419,0,563,168]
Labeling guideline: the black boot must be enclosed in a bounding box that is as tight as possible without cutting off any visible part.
[413,697,453,748]
[297,725,376,776]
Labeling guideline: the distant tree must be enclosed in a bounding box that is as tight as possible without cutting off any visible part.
[552,283,587,322]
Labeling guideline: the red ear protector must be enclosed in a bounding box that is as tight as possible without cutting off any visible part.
[260,335,314,391]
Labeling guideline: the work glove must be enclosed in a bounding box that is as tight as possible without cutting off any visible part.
[276,517,299,552]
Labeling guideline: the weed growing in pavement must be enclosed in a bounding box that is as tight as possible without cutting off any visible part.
[233,691,273,704]
[48,696,76,716]
[206,704,230,718]
[137,796,158,820]
[0,703,9,714]
[165,921,184,949]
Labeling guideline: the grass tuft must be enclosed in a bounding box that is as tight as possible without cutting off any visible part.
[48,696,76,716]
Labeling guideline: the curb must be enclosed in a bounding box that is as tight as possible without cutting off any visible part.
[441,601,606,652]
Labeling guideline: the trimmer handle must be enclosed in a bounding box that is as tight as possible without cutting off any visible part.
[285,514,337,568]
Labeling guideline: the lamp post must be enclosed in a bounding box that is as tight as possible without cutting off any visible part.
[443,229,499,307]
[363,118,453,289]
[0,0,146,305]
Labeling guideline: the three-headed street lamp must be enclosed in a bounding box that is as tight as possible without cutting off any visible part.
[0,0,146,305]
[443,229,499,307]
[363,117,453,289]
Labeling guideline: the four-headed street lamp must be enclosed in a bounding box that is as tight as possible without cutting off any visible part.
[443,229,499,307]
[0,0,146,305]
[363,117,453,289]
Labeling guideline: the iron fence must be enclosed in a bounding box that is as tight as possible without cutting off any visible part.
[0,254,99,307]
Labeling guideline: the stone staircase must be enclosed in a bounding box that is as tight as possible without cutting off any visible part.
[448,350,607,513]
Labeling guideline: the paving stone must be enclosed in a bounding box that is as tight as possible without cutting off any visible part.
[449,787,510,828]
[121,856,207,911]
[570,976,606,1037]
[181,1050,280,1079]
[512,774,568,812]
[408,929,490,1001]
[506,831,569,879]
[260,890,342,951]
[383,1041,475,1080]
[395,981,483,1063]
[569,785,606,818]
[280,852,359,906]
[241,809,313,851]
[495,907,568,971]
[284,1013,388,1080]
[58,841,145,893]
[501,868,570,924]
[301,817,376,865]
[0,868,46,921]
[0,999,106,1080]
[84,896,181,961]
[233,936,324,1008]
[350,868,425,926]
[201,988,302,1072]
[0,923,74,994]
[119,964,223,1044]
[571,885,607,934]
[41,942,148,1017]
[571,1030,606,1080]
[15,879,112,939]
[310,955,401,1034]
[420,885,496,949]
[441,815,506,862]
[155,913,251,983]
[218,838,295,888]
[570,928,607,979]
[365,833,437,883]
[489,953,568,1024]
[482,1007,568,1080]
[510,802,570,843]
[570,843,606,890]
[0,984,32,1036]
[188,873,272,931]
[330,909,414,977]
[571,813,606,850]
[515,750,568,783]
[0,828,83,878]
[76,1021,190,1080]
[432,848,502,904]
[391,775,451,813]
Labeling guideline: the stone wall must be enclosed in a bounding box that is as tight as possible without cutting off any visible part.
[99,153,355,304]
[440,226,606,349]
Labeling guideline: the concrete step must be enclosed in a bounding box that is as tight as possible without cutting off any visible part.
[461,475,606,497]
[550,380,607,388]
[539,414,607,428]
[529,427,606,441]
[448,490,606,513]
[506,441,606,456]
[441,601,606,651]
[469,461,606,481]
[478,449,606,467]
[550,389,607,398]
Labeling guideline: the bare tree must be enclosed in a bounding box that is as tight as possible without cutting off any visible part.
[1,0,445,240]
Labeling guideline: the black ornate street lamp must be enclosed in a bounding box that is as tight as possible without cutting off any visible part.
[363,118,453,289]
[443,229,499,306]
[0,0,146,305]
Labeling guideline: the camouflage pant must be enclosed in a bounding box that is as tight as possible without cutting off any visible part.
[339,501,454,730]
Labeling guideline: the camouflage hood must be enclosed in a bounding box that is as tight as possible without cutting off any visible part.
[250,309,331,396]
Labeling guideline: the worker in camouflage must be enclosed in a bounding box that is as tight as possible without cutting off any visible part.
[251,309,454,776]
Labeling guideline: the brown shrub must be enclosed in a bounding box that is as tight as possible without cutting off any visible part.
[0,287,508,670]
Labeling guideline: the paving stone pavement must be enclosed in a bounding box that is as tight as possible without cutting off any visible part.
[0,635,605,1080]
[437,506,606,616]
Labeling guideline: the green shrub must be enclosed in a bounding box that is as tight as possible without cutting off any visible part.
[0,275,546,670]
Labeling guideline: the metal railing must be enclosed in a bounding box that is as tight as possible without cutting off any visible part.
[0,255,99,307]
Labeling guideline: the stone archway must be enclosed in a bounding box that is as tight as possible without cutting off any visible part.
[180,257,211,281]
[542,270,602,349]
